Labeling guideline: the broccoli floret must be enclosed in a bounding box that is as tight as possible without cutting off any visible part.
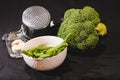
[82,21,95,34]
[64,9,85,23]
[85,33,99,48]
[81,6,100,24]
[57,6,101,51]
[79,30,88,41]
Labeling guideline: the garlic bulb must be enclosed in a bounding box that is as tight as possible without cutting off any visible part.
[11,39,25,53]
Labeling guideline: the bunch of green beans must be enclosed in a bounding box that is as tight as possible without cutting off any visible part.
[21,33,71,58]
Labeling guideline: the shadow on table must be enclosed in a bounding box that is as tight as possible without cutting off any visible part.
[68,36,107,57]
[0,60,4,72]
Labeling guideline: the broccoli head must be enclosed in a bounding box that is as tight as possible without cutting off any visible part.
[57,6,100,51]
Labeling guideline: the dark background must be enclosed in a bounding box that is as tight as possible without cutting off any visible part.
[0,0,120,80]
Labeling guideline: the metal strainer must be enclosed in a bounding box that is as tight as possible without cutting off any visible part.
[22,6,51,30]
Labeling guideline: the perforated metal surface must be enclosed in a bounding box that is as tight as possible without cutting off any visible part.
[22,6,51,30]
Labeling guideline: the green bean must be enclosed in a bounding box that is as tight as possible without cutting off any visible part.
[21,50,33,56]
[45,43,68,56]
[44,33,71,56]
[38,52,51,58]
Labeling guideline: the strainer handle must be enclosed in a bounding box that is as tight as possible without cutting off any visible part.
[20,25,32,40]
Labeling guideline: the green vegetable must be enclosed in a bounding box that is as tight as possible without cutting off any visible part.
[45,33,71,56]
[45,43,68,56]
[21,44,52,58]
[21,34,71,58]
[57,6,100,51]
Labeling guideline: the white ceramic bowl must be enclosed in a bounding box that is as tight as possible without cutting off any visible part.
[21,36,67,71]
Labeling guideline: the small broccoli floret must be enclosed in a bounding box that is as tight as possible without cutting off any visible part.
[81,6,100,24]
[85,34,99,48]
[79,30,88,41]
[77,42,87,51]
[64,9,85,23]
[82,21,95,34]
[57,6,101,51]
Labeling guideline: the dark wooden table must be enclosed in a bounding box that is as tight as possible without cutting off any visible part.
[0,0,120,80]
